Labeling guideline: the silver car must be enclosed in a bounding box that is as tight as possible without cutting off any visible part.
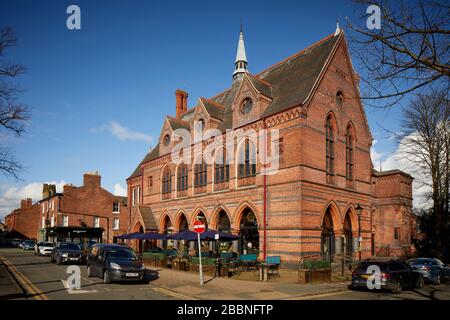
[408,258,450,285]
[35,242,54,256]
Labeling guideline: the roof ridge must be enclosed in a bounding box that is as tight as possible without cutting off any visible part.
[200,97,226,109]
[166,115,189,124]
[246,73,272,87]
[256,33,335,77]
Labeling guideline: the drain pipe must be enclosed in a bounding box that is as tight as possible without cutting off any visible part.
[262,118,268,261]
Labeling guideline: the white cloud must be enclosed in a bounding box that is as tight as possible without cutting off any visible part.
[0,181,66,222]
[113,183,127,197]
[91,121,153,143]
[371,133,432,209]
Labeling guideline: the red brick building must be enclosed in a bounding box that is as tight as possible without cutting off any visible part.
[4,198,41,240]
[39,172,128,243]
[127,27,414,266]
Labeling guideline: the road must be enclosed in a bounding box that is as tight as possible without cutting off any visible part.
[1,247,450,300]
[0,248,180,300]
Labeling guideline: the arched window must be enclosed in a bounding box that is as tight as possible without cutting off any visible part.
[215,149,229,185]
[162,167,172,197]
[346,125,354,184]
[194,161,207,188]
[177,164,189,194]
[238,140,256,179]
[325,114,335,183]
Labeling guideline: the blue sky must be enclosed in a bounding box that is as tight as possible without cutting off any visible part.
[0,0,407,220]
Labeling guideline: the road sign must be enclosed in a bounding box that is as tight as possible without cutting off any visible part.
[193,220,206,233]
[193,220,205,285]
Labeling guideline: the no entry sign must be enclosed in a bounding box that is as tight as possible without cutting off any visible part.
[193,220,206,233]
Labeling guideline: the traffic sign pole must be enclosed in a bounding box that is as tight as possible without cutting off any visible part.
[193,220,205,286]
[198,232,204,285]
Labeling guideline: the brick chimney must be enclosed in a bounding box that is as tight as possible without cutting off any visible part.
[83,171,101,188]
[175,89,188,119]
[20,198,32,209]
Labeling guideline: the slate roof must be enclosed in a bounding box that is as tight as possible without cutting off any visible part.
[138,206,158,230]
[201,98,225,121]
[129,32,340,178]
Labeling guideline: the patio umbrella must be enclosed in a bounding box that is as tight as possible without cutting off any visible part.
[129,232,168,240]
[167,229,238,241]
[115,232,140,239]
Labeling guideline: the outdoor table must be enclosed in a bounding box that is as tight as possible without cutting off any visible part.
[258,262,273,281]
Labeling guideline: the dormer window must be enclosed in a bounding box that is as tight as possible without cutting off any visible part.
[240,98,253,115]
[163,134,171,146]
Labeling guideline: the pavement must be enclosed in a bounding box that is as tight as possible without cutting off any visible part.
[1,247,450,300]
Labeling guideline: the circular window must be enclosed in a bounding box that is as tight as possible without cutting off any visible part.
[240,98,253,115]
[336,91,344,106]
[163,134,171,146]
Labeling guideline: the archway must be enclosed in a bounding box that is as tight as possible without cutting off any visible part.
[343,211,353,258]
[321,208,335,261]
[216,209,232,253]
[238,207,259,254]
[193,211,208,229]
[161,215,173,249]
[177,213,189,232]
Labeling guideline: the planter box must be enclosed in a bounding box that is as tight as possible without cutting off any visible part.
[172,260,190,271]
[143,257,167,268]
[298,268,331,284]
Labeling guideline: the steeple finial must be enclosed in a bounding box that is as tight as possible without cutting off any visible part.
[334,22,341,36]
[233,24,248,80]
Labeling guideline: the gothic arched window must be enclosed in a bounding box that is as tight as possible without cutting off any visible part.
[325,114,335,182]
[238,140,256,178]
[346,124,354,183]
[162,167,172,195]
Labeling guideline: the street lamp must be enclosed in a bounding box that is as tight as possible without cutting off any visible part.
[356,204,363,261]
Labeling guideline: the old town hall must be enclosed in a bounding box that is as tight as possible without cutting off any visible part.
[126,26,415,267]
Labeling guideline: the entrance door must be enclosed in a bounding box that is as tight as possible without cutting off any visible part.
[321,209,335,261]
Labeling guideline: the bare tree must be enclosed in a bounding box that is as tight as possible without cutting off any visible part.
[0,26,29,179]
[399,88,449,259]
[347,0,450,107]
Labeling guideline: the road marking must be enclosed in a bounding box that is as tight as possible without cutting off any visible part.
[152,287,197,300]
[0,256,48,300]
[61,280,98,294]
[290,289,349,300]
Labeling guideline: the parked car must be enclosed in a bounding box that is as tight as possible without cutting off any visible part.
[51,242,85,265]
[86,244,145,284]
[9,238,24,247]
[20,240,36,250]
[350,259,424,293]
[34,242,54,256]
[408,258,450,285]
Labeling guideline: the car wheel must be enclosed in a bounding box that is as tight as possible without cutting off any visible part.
[434,273,441,285]
[416,276,424,289]
[392,281,402,294]
[103,270,111,284]
[87,265,94,277]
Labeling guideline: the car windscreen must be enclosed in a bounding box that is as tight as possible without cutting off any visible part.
[43,242,53,247]
[107,248,138,260]
[410,259,432,265]
[59,243,80,250]
[24,240,35,244]
[357,262,388,272]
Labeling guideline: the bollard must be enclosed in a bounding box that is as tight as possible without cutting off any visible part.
[263,265,268,282]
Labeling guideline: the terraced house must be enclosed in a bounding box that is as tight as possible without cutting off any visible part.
[126,26,415,267]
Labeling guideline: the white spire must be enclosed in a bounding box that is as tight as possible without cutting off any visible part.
[233,24,248,80]
[334,22,341,36]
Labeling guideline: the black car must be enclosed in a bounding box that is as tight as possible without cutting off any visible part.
[86,244,145,284]
[408,258,450,284]
[51,242,85,265]
[350,259,424,293]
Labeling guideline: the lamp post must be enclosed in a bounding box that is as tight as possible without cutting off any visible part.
[356,204,363,261]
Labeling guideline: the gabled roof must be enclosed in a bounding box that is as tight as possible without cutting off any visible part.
[200,98,225,121]
[138,206,157,230]
[167,116,190,131]
[128,143,160,179]
[246,74,272,98]
[129,32,342,174]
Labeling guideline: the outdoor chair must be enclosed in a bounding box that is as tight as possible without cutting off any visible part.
[265,256,281,277]
[238,254,258,271]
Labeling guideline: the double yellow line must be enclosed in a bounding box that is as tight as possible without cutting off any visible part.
[0,256,48,300]
[152,287,196,300]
